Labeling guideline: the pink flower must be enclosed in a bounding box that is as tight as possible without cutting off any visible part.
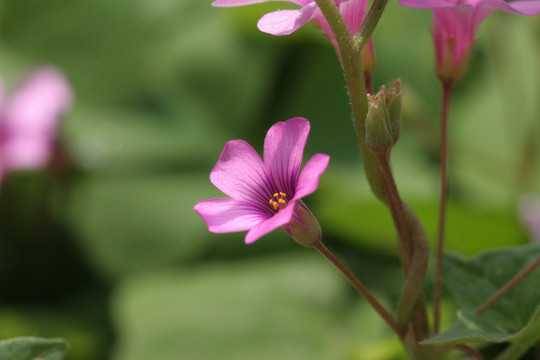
[0,68,72,185]
[194,117,330,245]
[399,0,540,84]
[212,0,376,88]
[519,196,540,244]
[212,0,369,37]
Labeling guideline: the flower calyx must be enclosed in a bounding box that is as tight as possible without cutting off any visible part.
[365,79,402,155]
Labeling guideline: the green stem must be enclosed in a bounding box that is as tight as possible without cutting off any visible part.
[355,0,389,50]
[314,0,386,200]
[402,203,431,341]
[314,0,431,343]
[315,242,406,339]
[434,83,452,334]
[376,153,413,272]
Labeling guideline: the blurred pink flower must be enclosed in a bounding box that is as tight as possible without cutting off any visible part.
[519,196,540,244]
[194,117,329,244]
[212,0,369,37]
[0,67,72,184]
[399,0,540,84]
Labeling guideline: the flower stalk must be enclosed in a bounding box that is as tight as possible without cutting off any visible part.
[314,242,406,339]
[433,83,452,334]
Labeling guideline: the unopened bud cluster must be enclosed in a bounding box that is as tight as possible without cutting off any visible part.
[365,79,402,155]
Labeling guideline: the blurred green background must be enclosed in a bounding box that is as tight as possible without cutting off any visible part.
[0,0,539,359]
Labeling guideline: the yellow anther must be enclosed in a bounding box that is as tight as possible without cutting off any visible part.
[269,191,288,211]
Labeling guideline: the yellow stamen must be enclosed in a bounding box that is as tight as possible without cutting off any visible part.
[268,191,288,212]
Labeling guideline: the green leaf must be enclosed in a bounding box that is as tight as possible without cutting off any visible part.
[424,245,540,346]
[68,174,216,278]
[112,254,406,360]
[0,337,69,360]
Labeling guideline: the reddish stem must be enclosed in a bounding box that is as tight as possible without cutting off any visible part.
[433,84,452,334]
[455,344,485,360]
[476,254,540,315]
[315,242,406,340]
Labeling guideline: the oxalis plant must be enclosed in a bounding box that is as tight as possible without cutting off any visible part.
[193,0,540,359]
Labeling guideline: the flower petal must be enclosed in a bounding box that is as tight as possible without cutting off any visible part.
[0,75,6,109]
[210,139,273,204]
[506,0,540,15]
[471,0,540,24]
[519,196,540,244]
[340,0,369,34]
[194,198,267,233]
[245,200,296,243]
[2,134,54,170]
[398,0,461,9]
[4,67,72,137]
[257,3,318,35]
[293,153,330,200]
[263,117,310,196]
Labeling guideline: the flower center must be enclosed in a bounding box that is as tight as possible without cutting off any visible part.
[269,192,288,211]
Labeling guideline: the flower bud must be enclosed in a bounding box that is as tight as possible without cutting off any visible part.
[432,25,475,86]
[282,201,322,248]
[365,80,403,154]
[361,39,377,83]
[385,79,402,142]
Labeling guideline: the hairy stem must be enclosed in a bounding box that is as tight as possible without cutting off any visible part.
[314,0,431,343]
[314,0,386,200]
[315,242,406,339]
[355,0,389,50]
[434,83,452,334]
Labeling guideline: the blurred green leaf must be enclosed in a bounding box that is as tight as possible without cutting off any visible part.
[69,174,216,278]
[0,337,69,360]
[452,16,540,204]
[315,168,526,257]
[425,246,540,346]
[112,254,404,360]
[64,104,225,172]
